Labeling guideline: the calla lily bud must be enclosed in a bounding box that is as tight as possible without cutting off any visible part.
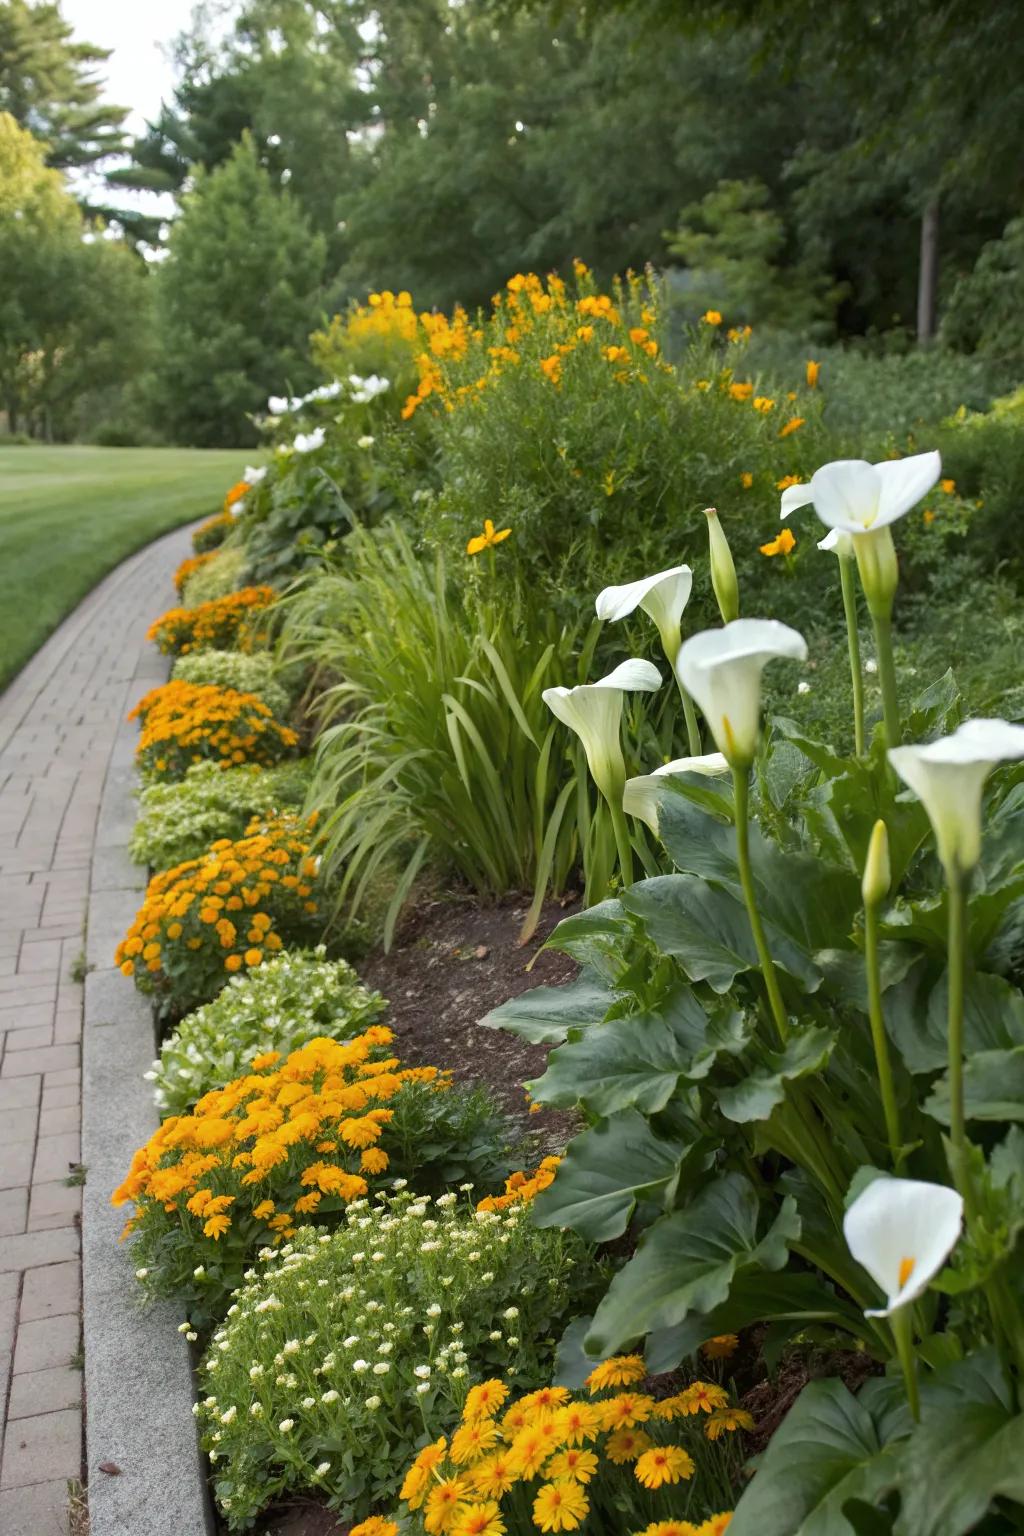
[889,718,1024,880]
[861,819,891,907]
[676,619,807,769]
[623,753,729,834]
[543,659,662,805]
[852,526,899,618]
[704,508,740,625]
[595,566,693,665]
[843,1175,963,1318]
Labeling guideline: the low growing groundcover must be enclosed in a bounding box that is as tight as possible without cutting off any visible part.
[0,444,250,690]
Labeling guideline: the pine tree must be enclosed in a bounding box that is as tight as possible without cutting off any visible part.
[153,132,326,447]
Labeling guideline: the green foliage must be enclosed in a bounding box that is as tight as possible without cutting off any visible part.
[195,1194,596,1526]
[149,947,385,1116]
[942,217,1024,372]
[152,133,326,447]
[665,177,841,334]
[180,547,249,606]
[171,649,292,721]
[129,759,310,871]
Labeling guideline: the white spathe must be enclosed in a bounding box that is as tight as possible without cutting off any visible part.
[889,718,1024,877]
[676,620,807,768]
[844,1175,963,1318]
[782,452,941,535]
[595,566,693,652]
[291,427,326,455]
[623,753,729,833]
[543,659,661,803]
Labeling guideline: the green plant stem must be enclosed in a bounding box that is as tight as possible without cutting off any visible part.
[839,555,865,756]
[870,609,901,747]
[732,766,789,1043]
[891,1307,920,1421]
[864,899,902,1166]
[946,873,970,1205]
[677,678,702,758]
[608,795,635,888]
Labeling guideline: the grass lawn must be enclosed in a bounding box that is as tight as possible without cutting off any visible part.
[0,444,251,692]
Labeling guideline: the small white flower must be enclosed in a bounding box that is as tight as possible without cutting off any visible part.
[315,1461,331,1476]
[426,1304,442,1318]
[187,1331,198,1342]
[135,1268,149,1279]
[220,1406,237,1425]
[372,1362,390,1376]
[321,1389,340,1404]
[302,1397,316,1410]
[283,1340,300,1356]
[506,1336,519,1347]
[797,680,812,695]
[503,1307,519,1320]
[414,1364,432,1379]
[250,1403,263,1418]
[865,658,878,674]
[357,435,375,449]
[249,1365,265,1380]
[353,1359,369,1373]
[279,1418,295,1433]
[366,1395,382,1410]
[193,1265,206,1278]
[416,1381,431,1395]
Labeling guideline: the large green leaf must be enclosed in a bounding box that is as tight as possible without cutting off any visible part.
[895,1350,1024,1536]
[530,1109,687,1242]
[886,966,1024,1076]
[529,985,749,1114]
[728,1377,906,1536]
[542,898,630,976]
[479,969,621,1045]
[645,1269,867,1373]
[715,1024,837,1123]
[585,1173,799,1354]
[622,874,821,993]
[925,1045,1024,1124]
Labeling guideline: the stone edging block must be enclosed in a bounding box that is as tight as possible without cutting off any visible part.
[82,649,214,1533]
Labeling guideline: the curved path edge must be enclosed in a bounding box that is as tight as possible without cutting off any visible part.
[81,523,214,1536]
[0,518,213,1533]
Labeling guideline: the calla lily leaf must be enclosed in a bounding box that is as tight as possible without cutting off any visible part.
[528,985,750,1115]
[541,898,631,976]
[529,1108,689,1242]
[585,1173,800,1355]
[885,966,1024,1076]
[715,1024,837,1123]
[479,969,622,1045]
[622,873,822,993]
[925,1045,1024,1124]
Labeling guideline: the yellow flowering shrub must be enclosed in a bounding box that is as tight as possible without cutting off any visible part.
[311,287,473,411]
[146,586,276,656]
[114,811,324,1013]
[476,1156,561,1213]
[193,506,238,553]
[128,679,298,783]
[112,1030,446,1320]
[387,1359,744,1535]
[173,550,220,595]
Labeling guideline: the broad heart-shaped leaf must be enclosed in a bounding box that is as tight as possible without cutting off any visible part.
[553,1314,599,1388]
[925,1045,1024,1124]
[728,1377,907,1536]
[715,1024,837,1123]
[981,779,1024,886]
[656,784,861,952]
[621,874,821,994]
[528,985,749,1115]
[895,1349,1024,1536]
[479,969,621,1045]
[885,965,1024,1076]
[645,1270,868,1373]
[585,1172,799,1354]
[541,898,630,978]
[529,1109,687,1242]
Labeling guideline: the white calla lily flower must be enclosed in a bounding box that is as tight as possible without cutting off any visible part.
[676,620,807,768]
[542,659,661,804]
[889,718,1024,878]
[595,566,693,654]
[623,753,729,833]
[809,453,941,535]
[843,1176,963,1318]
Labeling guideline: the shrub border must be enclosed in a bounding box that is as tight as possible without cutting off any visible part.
[81,600,213,1535]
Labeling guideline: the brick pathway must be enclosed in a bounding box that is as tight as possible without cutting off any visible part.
[0,522,195,1536]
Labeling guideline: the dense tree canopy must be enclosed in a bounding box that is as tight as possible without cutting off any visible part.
[0,0,127,170]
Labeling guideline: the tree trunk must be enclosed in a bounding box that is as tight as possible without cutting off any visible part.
[917,197,940,346]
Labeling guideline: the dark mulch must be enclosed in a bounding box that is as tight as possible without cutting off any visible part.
[257,1502,344,1536]
[359,890,581,1146]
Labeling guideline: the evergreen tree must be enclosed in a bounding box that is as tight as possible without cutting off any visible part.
[152,132,327,447]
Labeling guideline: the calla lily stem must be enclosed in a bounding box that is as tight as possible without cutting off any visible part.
[839,555,866,755]
[864,897,902,1166]
[870,611,901,747]
[946,873,969,1205]
[733,766,789,1044]
[678,680,702,758]
[891,1308,920,1421]
[609,797,635,888]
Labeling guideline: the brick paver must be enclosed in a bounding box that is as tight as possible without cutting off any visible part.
[0,521,198,1529]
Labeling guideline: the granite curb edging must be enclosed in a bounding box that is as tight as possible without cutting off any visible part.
[81,542,214,1536]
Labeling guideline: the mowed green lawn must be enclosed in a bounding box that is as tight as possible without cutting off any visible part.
[0,444,250,692]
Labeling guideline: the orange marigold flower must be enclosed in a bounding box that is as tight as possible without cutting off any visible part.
[585,1355,646,1394]
[634,1444,695,1488]
[806,359,820,388]
[760,528,796,557]
[701,310,723,325]
[779,415,805,438]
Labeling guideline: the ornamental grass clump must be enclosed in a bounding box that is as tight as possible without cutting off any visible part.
[171,650,292,721]
[113,1032,448,1320]
[149,948,386,1116]
[180,547,250,607]
[129,680,298,783]
[194,1191,597,1527]
[129,758,310,872]
[377,1356,742,1536]
[115,812,323,1013]
[146,586,276,656]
